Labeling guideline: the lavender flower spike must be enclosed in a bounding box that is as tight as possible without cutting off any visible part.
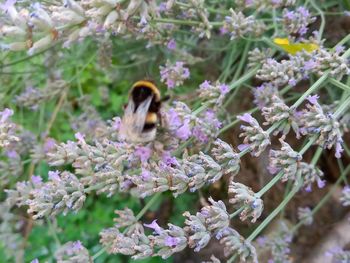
[238,113,270,157]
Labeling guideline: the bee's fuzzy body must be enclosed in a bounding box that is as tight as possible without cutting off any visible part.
[120,80,163,143]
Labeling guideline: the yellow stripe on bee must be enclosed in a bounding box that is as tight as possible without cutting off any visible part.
[145,112,158,124]
[273,38,319,55]
[132,80,161,101]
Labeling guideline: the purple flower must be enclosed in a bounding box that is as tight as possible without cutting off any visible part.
[317,178,326,188]
[167,39,176,50]
[6,150,18,159]
[0,108,13,122]
[283,11,295,20]
[48,170,61,181]
[160,61,190,89]
[74,132,86,144]
[31,175,42,185]
[72,240,83,251]
[307,94,319,105]
[199,80,211,90]
[288,78,297,87]
[335,45,345,54]
[219,83,229,95]
[204,110,222,129]
[112,117,121,130]
[0,0,16,12]
[175,119,192,140]
[44,138,56,152]
[144,219,163,235]
[141,169,151,180]
[31,259,39,263]
[238,144,250,152]
[303,59,318,71]
[237,113,254,124]
[166,108,182,129]
[134,146,152,163]
[162,151,179,166]
[335,141,344,159]
[164,236,180,247]
[192,126,208,143]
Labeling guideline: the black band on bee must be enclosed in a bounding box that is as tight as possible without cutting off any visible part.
[130,80,161,113]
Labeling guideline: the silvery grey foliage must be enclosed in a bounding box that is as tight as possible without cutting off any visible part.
[340,186,350,206]
[0,109,19,148]
[262,95,300,138]
[27,171,86,219]
[247,47,272,68]
[237,113,271,157]
[14,80,67,110]
[299,96,343,158]
[211,138,240,177]
[297,206,313,225]
[282,7,316,36]
[228,182,263,223]
[100,223,152,259]
[223,9,265,40]
[268,139,302,182]
[217,227,258,263]
[54,240,91,263]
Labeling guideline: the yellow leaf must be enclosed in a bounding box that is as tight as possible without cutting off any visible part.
[273,38,319,55]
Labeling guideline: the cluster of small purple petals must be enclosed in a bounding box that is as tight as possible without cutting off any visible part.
[30,137,56,164]
[299,162,325,192]
[237,113,271,157]
[0,108,19,148]
[14,80,67,110]
[160,61,190,89]
[262,95,300,139]
[283,7,315,36]
[26,171,86,219]
[253,83,278,110]
[299,96,344,158]
[211,138,240,177]
[198,80,230,109]
[325,247,350,262]
[184,0,212,39]
[268,139,302,182]
[339,186,350,206]
[0,150,23,185]
[248,47,273,68]
[54,240,91,263]
[222,9,265,40]
[147,223,187,259]
[228,182,263,223]
[297,206,313,225]
[217,227,258,262]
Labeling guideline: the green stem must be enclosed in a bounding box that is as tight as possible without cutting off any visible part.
[333,95,350,119]
[47,217,61,246]
[310,0,325,40]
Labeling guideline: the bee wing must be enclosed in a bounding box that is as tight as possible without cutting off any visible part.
[120,95,153,142]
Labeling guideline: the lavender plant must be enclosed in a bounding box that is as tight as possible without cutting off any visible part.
[1,0,350,262]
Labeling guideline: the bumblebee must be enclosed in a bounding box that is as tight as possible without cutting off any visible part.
[120,80,166,142]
